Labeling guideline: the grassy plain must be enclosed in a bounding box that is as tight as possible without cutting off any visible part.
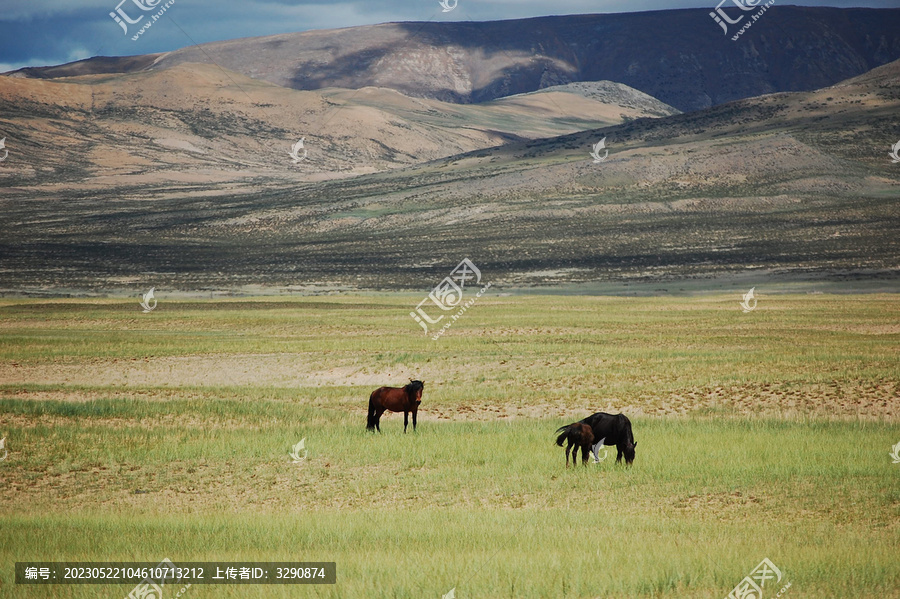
[0,293,897,598]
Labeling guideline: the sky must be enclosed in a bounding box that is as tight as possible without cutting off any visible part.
[1,0,897,73]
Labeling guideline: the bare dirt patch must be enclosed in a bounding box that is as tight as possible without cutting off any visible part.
[0,354,410,388]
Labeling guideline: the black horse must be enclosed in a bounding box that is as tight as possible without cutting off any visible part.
[577,412,637,464]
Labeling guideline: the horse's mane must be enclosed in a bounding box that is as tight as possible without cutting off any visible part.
[404,380,424,393]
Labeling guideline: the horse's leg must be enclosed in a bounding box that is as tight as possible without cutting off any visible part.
[565,441,572,468]
[404,411,409,433]
[366,396,376,431]
[376,409,385,432]
[412,407,417,431]
[582,443,590,466]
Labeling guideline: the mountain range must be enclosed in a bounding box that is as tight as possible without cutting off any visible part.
[11,7,900,112]
[0,7,898,293]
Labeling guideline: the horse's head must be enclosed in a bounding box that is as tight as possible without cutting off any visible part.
[623,441,636,465]
[406,379,425,403]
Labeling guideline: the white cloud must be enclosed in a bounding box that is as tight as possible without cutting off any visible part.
[0,46,93,73]
[0,62,31,73]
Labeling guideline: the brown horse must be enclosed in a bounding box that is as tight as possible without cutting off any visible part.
[555,422,595,467]
[367,380,424,433]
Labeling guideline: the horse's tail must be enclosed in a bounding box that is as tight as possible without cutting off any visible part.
[555,424,573,447]
[366,390,378,430]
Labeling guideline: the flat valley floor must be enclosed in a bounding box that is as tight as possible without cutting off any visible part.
[0,293,897,597]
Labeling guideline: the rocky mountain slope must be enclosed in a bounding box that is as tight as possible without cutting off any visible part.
[0,63,677,188]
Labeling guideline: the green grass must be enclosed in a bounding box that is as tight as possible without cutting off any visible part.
[0,294,897,597]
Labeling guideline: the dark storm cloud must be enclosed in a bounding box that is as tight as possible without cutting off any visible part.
[0,0,895,72]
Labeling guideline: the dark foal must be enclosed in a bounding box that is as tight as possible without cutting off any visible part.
[555,422,595,467]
